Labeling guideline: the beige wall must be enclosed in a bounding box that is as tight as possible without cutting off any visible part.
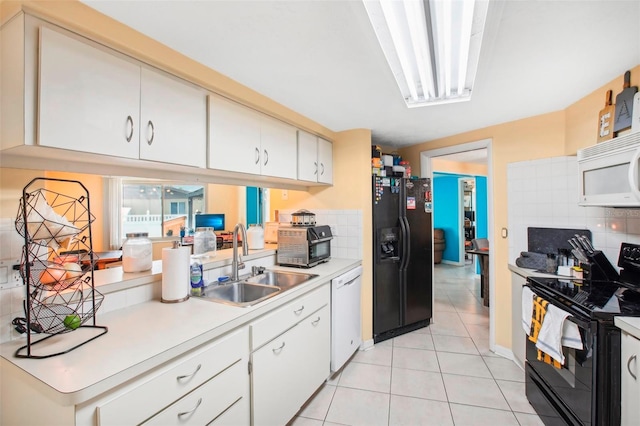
[431,158,488,176]
[207,184,242,229]
[399,66,640,352]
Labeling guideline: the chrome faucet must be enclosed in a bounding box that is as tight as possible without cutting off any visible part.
[231,223,249,281]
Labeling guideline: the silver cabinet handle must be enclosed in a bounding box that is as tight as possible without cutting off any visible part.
[125,115,134,142]
[628,354,637,380]
[294,305,305,315]
[264,149,269,166]
[320,163,325,175]
[177,397,202,418]
[176,363,202,381]
[311,316,321,326]
[147,120,155,145]
[272,341,285,353]
[255,147,260,164]
[314,161,318,175]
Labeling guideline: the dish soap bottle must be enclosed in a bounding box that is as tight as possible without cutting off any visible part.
[190,260,204,296]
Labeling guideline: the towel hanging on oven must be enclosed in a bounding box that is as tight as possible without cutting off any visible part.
[536,303,583,366]
[528,296,562,368]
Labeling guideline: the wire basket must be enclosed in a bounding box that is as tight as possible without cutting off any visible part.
[14,178,107,359]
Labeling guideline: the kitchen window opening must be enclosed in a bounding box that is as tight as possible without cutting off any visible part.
[108,178,205,248]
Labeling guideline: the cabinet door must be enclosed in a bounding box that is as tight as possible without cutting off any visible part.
[140,68,206,168]
[297,130,318,182]
[38,27,140,159]
[208,94,261,175]
[621,331,640,426]
[260,115,297,179]
[252,305,330,426]
[318,138,333,184]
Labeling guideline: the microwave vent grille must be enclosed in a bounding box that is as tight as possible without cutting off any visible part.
[578,132,640,160]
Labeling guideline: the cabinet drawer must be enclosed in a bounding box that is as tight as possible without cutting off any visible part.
[143,360,248,425]
[251,284,329,350]
[97,328,247,425]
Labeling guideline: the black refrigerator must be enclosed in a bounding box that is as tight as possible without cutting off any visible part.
[373,176,433,343]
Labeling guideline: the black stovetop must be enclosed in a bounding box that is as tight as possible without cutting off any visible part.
[527,276,640,320]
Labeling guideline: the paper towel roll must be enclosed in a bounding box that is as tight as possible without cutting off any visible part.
[161,246,190,303]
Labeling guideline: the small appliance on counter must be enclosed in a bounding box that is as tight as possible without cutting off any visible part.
[277,223,332,268]
[290,209,316,226]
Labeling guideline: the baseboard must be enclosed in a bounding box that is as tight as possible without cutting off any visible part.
[359,339,374,351]
[493,344,524,370]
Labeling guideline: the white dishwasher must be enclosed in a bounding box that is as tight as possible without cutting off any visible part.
[331,265,363,372]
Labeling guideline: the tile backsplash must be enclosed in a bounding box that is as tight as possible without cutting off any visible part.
[277,209,363,260]
[507,156,640,267]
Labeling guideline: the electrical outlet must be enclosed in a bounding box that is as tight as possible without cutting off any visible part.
[0,259,22,289]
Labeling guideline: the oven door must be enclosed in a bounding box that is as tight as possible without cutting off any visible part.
[526,313,595,425]
[309,239,331,265]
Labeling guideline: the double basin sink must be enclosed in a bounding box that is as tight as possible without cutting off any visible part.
[199,270,317,307]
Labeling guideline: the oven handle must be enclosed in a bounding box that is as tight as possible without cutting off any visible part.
[524,284,592,330]
[309,237,332,244]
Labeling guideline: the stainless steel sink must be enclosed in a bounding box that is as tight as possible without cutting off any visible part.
[244,270,317,291]
[200,282,281,307]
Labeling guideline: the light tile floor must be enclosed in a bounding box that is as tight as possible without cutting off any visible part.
[290,263,544,426]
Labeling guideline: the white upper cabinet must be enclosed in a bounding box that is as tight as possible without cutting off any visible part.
[39,26,141,159]
[208,94,262,175]
[38,27,206,168]
[318,137,333,184]
[208,94,297,179]
[297,130,333,184]
[260,116,297,179]
[139,68,206,168]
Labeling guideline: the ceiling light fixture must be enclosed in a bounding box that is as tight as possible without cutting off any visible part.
[363,0,489,107]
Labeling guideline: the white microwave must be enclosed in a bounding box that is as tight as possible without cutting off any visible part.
[578,132,640,207]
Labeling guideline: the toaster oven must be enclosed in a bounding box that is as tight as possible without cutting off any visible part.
[277,225,332,268]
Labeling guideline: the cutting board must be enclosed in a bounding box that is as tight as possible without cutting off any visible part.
[597,89,615,142]
[614,70,638,134]
[632,91,640,134]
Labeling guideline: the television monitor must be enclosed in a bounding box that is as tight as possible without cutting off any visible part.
[195,213,225,231]
[464,210,475,222]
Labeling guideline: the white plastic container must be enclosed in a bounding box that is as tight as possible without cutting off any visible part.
[194,227,216,256]
[122,232,152,272]
[247,224,265,249]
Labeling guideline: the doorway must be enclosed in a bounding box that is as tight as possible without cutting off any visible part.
[420,139,494,351]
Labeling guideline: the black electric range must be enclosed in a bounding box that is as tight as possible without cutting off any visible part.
[525,243,640,426]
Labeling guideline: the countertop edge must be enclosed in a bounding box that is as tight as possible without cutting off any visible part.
[1,258,362,407]
[615,316,640,339]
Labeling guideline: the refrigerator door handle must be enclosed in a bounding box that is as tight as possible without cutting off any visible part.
[403,216,411,270]
[399,215,408,270]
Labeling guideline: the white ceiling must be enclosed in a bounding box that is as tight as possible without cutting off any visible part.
[81,0,640,148]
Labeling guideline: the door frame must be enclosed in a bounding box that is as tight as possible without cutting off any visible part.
[419,139,495,351]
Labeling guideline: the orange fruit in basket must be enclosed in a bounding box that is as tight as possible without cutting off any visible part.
[40,265,66,285]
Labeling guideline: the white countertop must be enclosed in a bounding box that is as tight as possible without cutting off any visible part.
[508,264,573,280]
[615,316,640,339]
[0,257,361,406]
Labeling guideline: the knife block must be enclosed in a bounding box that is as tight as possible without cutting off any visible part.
[581,251,619,282]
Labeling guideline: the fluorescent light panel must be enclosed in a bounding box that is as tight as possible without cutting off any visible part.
[364,0,488,107]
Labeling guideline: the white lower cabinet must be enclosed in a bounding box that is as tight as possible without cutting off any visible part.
[621,330,640,426]
[81,327,249,425]
[250,285,331,426]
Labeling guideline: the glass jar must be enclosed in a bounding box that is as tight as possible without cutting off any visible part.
[194,227,216,256]
[247,224,265,250]
[122,232,152,272]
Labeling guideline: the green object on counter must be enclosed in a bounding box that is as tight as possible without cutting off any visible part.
[63,314,81,330]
